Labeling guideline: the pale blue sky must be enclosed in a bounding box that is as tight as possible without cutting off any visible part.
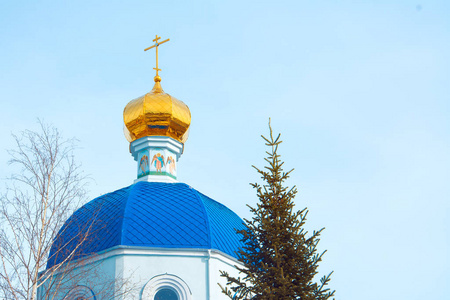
[1,1,449,299]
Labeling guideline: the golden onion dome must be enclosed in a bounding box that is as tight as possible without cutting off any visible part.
[123,76,191,143]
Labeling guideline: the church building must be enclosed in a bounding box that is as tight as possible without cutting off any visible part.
[38,36,245,300]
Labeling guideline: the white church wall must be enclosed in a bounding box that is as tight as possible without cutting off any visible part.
[113,247,244,300]
[117,247,207,299]
[209,251,244,300]
[39,246,245,300]
[37,254,117,300]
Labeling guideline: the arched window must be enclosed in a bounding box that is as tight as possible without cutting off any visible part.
[154,287,179,300]
[142,274,191,300]
[63,285,95,300]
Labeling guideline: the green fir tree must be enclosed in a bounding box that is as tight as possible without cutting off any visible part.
[219,124,335,300]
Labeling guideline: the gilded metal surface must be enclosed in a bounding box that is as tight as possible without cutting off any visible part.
[123,81,191,143]
[124,34,190,143]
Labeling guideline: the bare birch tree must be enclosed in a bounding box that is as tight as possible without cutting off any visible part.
[0,121,90,300]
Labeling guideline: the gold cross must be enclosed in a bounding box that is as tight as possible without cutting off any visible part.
[144,35,170,77]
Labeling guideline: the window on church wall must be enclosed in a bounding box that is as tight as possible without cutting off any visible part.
[142,274,191,300]
[62,285,95,300]
[154,288,179,300]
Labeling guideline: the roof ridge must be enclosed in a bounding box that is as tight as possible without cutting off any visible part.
[195,192,246,258]
[190,186,212,248]
[119,182,138,245]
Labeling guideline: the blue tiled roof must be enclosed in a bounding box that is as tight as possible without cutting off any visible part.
[47,182,245,269]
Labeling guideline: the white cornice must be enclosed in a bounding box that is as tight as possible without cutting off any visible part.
[44,246,243,276]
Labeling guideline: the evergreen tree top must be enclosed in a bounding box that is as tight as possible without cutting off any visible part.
[219,122,335,300]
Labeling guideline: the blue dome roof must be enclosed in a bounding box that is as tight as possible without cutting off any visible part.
[47,182,245,269]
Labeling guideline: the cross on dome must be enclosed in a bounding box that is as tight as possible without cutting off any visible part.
[144,35,170,81]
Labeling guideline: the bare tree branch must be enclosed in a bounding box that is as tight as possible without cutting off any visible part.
[0,121,92,300]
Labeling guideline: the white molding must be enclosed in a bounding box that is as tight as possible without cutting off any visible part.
[130,136,183,161]
[63,285,96,300]
[142,274,192,300]
[45,246,243,277]
[134,175,178,183]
